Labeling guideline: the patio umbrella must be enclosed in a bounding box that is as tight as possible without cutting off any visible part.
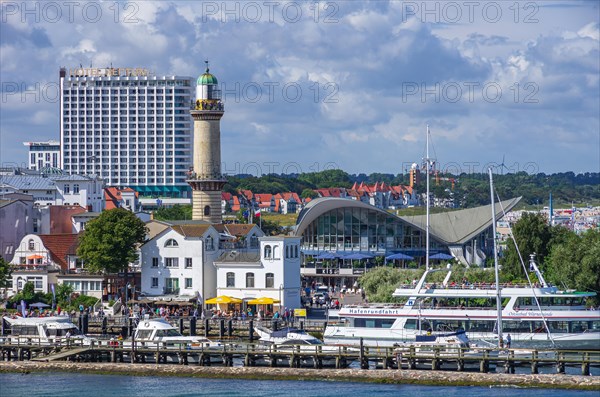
[205,295,243,304]
[385,253,414,261]
[345,253,374,260]
[29,302,50,308]
[315,252,336,260]
[430,253,454,260]
[27,255,44,260]
[247,297,281,305]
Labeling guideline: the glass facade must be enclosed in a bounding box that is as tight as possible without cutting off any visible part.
[301,207,444,255]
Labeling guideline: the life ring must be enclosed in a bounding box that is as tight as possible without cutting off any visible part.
[144,321,150,327]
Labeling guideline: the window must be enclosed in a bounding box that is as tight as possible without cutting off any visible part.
[226,272,235,288]
[165,257,179,268]
[294,245,298,258]
[73,184,80,194]
[273,246,280,259]
[28,239,35,250]
[185,258,192,268]
[246,272,255,288]
[152,257,159,268]
[165,238,179,247]
[264,245,272,259]
[204,205,210,216]
[205,236,214,251]
[64,184,70,194]
[286,245,289,258]
[266,273,274,288]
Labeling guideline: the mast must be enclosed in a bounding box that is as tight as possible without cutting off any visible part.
[489,167,503,347]
[425,125,430,271]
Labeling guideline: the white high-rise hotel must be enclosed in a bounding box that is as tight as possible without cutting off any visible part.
[59,67,193,197]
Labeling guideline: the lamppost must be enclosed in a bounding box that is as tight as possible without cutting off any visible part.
[125,282,131,315]
[279,283,283,310]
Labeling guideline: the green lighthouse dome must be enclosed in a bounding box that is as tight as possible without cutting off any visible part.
[197,67,218,85]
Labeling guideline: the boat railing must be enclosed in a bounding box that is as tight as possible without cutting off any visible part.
[395,282,546,290]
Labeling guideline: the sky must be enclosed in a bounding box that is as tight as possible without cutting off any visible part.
[1,1,599,176]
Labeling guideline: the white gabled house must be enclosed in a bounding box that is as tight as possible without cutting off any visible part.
[214,236,302,310]
[139,224,221,301]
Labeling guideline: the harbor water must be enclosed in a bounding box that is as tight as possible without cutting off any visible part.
[0,372,597,397]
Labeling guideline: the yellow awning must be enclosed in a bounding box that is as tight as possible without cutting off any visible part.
[247,297,281,305]
[204,295,242,304]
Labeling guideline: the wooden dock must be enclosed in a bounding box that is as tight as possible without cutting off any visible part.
[1,337,598,375]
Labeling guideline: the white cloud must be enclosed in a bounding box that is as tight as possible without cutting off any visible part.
[0,1,598,174]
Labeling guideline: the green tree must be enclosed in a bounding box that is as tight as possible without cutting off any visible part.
[300,188,318,199]
[501,212,552,280]
[545,229,600,304]
[77,208,148,274]
[359,267,419,303]
[0,257,11,290]
[153,204,192,221]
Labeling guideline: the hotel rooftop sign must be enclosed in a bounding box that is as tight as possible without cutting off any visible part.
[68,67,152,77]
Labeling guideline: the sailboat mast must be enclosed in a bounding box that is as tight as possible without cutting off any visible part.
[489,167,503,347]
[425,125,430,271]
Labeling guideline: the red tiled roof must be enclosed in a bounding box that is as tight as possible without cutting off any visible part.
[49,205,86,234]
[39,233,80,271]
[239,190,254,200]
[254,194,273,203]
[221,192,233,201]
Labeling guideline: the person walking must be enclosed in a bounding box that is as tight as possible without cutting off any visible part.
[506,333,512,349]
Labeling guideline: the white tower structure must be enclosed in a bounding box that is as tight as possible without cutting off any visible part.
[187,62,225,223]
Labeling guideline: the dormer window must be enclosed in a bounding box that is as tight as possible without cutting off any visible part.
[28,239,35,250]
[165,239,179,248]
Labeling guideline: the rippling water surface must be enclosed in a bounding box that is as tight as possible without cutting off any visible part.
[0,372,597,397]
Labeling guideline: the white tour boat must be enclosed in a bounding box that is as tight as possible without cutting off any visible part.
[1,316,94,346]
[325,257,600,350]
[131,318,222,349]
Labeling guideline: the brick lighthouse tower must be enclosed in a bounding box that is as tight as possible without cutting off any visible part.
[187,61,225,223]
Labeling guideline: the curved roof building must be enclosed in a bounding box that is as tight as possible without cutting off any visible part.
[294,197,521,266]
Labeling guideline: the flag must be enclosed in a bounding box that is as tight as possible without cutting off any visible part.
[242,210,249,218]
[21,300,27,318]
[51,283,56,309]
[254,209,261,217]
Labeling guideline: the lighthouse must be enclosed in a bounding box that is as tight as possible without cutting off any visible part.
[187,61,225,223]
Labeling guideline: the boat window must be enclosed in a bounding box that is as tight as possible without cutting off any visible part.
[466,320,495,333]
[136,330,152,339]
[354,318,395,328]
[155,329,183,337]
[503,320,532,333]
[12,325,38,336]
[548,321,569,333]
[305,339,323,345]
[404,319,417,330]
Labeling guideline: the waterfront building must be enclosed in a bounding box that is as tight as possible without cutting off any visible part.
[23,140,61,170]
[0,194,35,262]
[0,169,104,212]
[294,197,520,289]
[59,67,193,197]
[104,187,140,212]
[139,222,263,303]
[214,236,302,310]
[8,233,79,295]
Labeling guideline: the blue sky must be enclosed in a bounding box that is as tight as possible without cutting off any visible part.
[1,1,598,175]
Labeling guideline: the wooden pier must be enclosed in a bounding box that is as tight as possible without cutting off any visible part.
[1,336,598,375]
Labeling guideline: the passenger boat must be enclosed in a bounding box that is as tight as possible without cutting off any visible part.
[1,316,94,346]
[131,318,222,349]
